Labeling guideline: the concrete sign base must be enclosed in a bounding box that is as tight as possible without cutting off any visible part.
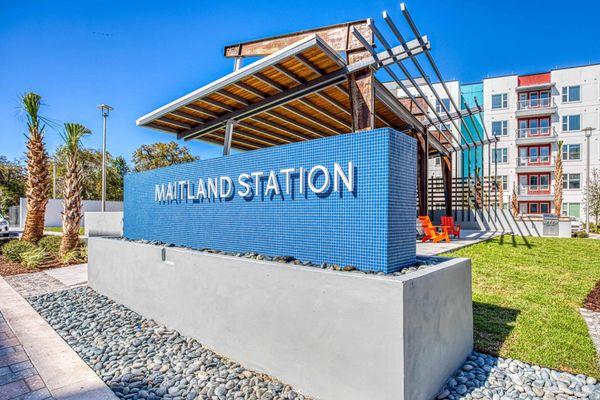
[89,238,473,400]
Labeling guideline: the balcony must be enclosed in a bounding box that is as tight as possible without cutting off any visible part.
[515,126,558,145]
[515,97,557,118]
[518,184,553,199]
[516,155,554,173]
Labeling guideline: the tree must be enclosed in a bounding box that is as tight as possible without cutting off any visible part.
[21,93,51,243]
[53,149,129,201]
[511,182,519,217]
[585,168,600,228]
[132,142,198,172]
[496,178,504,209]
[107,156,129,201]
[59,123,90,256]
[554,140,564,216]
[0,157,26,214]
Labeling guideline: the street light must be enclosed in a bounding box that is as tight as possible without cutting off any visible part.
[584,126,596,234]
[97,104,114,212]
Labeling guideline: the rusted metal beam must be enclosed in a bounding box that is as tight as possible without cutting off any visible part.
[224,20,373,58]
[347,50,375,132]
[441,155,453,216]
[417,132,429,216]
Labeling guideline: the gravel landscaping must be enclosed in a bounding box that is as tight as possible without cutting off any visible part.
[25,281,600,400]
[437,352,600,400]
[116,237,440,276]
[29,287,310,400]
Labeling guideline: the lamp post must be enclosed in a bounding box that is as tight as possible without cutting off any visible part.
[97,104,114,212]
[584,126,596,234]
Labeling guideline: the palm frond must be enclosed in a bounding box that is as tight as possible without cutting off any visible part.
[61,123,91,155]
[19,92,43,136]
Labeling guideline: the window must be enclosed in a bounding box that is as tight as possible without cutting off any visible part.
[562,144,581,160]
[522,202,551,214]
[563,173,581,189]
[491,93,508,109]
[497,175,508,191]
[562,203,581,218]
[562,85,581,102]
[434,157,441,166]
[492,120,508,136]
[492,148,508,163]
[562,115,581,132]
[435,98,450,113]
[436,123,451,132]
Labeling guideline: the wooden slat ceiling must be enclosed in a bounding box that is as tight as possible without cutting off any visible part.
[137,35,412,152]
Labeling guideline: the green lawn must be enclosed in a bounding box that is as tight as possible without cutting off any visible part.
[447,235,600,378]
[44,226,85,235]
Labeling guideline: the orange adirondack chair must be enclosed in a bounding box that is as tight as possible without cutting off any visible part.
[418,216,450,243]
[441,216,461,238]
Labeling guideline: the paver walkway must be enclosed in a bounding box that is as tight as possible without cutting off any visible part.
[4,264,87,298]
[581,308,600,364]
[0,266,117,400]
[0,312,52,400]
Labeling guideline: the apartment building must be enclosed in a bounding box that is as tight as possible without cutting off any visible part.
[483,64,600,218]
[383,79,464,178]
[385,63,600,219]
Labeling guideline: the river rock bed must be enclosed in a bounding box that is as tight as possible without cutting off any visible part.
[113,237,439,276]
[437,352,600,400]
[28,287,309,400]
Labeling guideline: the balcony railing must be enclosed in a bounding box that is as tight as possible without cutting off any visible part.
[517,97,555,111]
[518,184,552,196]
[517,155,552,167]
[516,126,557,139]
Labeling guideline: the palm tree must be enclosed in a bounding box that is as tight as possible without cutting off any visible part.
[511,182,519,216]
[21,93,51,243]
[554,140,564,216]
[59,123,90,257]
[497,178,504,209]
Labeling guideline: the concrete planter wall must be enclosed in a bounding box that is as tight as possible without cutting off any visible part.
[89,238,473,400]
[84,212,124,237]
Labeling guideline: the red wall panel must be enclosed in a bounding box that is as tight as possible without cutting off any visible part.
[518,73,551,86]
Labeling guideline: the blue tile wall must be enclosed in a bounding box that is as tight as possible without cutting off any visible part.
[124,128,416,273]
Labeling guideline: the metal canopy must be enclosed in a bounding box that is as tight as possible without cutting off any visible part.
[136,33,441,152]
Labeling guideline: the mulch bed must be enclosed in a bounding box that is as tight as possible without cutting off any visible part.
[0,255,65,277]
[584,280,600,312]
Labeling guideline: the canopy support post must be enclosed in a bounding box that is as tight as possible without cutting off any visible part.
[442,154,453,217]
[417,132,428,216]
[223,119,236,156]
[347,50,375,132]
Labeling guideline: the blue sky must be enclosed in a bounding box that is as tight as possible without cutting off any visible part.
[1,0,599,163]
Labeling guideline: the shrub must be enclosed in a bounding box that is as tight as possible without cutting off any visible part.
[2,240,36,262]
[38,236,62,256]
[60,246,87,265]
[20,247,51,268]
[576,231,589,239]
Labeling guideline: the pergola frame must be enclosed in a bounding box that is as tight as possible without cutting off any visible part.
[137,3,499,218]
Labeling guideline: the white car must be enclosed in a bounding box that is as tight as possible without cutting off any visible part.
[0,213,9,237]
[570,216,583,232]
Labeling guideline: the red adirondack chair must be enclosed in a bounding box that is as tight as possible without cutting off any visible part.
[441,216,461,238]
[418,216,450,243]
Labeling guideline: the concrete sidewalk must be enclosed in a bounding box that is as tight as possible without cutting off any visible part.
[416,230,498,256]
[0,268,116,400]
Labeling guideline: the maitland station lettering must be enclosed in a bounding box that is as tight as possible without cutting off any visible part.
[154,162,355,202]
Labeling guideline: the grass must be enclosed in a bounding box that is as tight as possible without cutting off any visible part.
[44,226,84,235]
[447,235,600,377]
